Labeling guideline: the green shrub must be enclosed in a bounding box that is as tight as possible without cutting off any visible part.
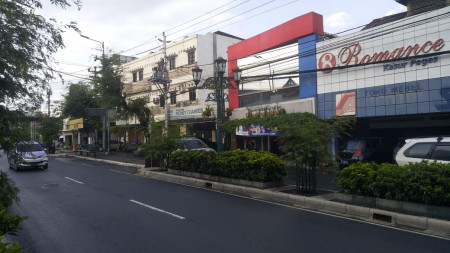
[168,149,287,182]
[336,161,450,205]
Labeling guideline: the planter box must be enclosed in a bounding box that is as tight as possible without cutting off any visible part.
[168,169,284,189]
[332,192,450,221]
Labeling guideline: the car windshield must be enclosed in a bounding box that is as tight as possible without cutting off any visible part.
[346,140,366,150]
[17,143,44,152]
[184,139,208,149]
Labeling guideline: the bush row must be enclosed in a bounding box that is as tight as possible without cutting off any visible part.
[336,161,450,206]
[168,149,287,182]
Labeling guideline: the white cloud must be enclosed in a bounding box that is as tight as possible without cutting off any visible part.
[386,6,407,16]
[325,12,349,28]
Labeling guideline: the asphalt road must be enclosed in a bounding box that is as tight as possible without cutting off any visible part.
[1,154,449,253]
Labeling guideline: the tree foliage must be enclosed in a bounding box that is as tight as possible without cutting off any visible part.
[38,116,63,146]
[0,0,82,150]
[61,82,97,119]
[223,111,355,164]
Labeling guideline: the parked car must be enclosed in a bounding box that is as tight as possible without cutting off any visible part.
[337,137,391,169]
[8,141,48,171]
[179,137,216,153]
[395,136,450,166]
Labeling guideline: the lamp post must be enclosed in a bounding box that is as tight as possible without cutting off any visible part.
[80,34,108,153]
[80,34,105,57]
[192,57,242,153]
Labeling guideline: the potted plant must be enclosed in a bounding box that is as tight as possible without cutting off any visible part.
[225,107,233,117]
[202,105,215,117]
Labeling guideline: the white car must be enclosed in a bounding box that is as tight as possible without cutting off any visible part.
[395,137,450,166]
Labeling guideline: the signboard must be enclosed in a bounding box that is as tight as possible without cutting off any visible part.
[336,92,356,116]
[169,105,204,120]
[69,118,83,130]
[236,124,280,136]
[317,38,445,73]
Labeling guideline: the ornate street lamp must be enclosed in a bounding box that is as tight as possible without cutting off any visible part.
[192,57,242,153]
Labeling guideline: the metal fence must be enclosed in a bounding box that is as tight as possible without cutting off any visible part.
[295,155,318,193]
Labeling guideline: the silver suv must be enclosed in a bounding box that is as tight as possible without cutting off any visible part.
[8,141,48,171]
[395,137,450,166]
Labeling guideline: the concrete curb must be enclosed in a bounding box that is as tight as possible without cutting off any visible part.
[50,153,145,169]
[56,154,450,238]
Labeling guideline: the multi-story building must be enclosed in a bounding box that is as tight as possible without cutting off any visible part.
[118,31,242,144]
[227,0,450,154]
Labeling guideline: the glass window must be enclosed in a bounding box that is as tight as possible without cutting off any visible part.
[132,72,137,82]
[188,51,195,65]
[139,70,143,81]
[404,143,434,158]
[170,92,176,104]
[169,58,176,70]
[159,95,165,107]
[431,144,450,161]
[189,89,196,101]
[17,143,43,152]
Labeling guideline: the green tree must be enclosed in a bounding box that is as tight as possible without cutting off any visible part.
[0,172,27,252]
[61,83,97,119]
[223,111,354,164]
[0,0,82,151]
[38,116,63,146]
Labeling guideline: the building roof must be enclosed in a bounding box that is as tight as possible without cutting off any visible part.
[362,11,407,30]
[214,31,244,41]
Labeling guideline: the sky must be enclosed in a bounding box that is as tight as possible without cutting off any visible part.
[38,0,406,108]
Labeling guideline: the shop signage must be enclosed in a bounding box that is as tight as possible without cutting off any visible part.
[364,82,423,97]
[169,105,203,120]
[318,39,445,73]
[245,105,281,118]
[236,124,280,136]
[336,92,356,116]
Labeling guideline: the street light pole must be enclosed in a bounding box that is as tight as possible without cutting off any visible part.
[80,34,108,153]
[192,57,242,153]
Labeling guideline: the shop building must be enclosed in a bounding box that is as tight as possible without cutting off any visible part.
[119,32,242,145]
[316,1,450,142]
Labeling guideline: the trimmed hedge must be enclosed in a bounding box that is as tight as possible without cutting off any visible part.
[168,149,287,182]
[336,161,450,206]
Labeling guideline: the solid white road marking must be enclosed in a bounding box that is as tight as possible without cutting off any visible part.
[65,177,84,184]
[130,199,186,220]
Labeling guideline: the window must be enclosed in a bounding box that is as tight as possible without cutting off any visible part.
[189,89,196,101]
[159,95,165,107]
[170,92,176,104]
[432,144,450,161]
[139,70,143,81]
[169,57,176,70]
[404,143,434,158]
[188,51,195,65]
[132,72,137,82]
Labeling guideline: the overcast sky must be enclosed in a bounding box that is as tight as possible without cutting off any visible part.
[39,0,406,105]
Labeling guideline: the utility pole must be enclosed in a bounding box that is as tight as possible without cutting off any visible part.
[149,32,171,137]
[47,88,52,117]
